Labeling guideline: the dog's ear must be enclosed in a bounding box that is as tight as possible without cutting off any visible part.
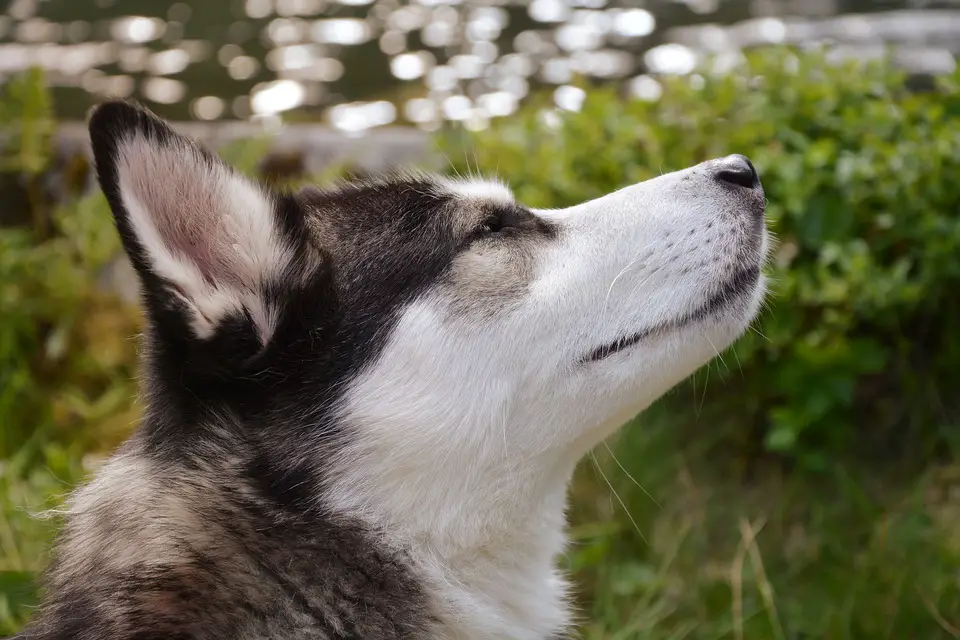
[89,100,301,346]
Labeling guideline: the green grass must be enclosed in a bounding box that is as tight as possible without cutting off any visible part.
[565,392,960,638]
[0,452,75,635]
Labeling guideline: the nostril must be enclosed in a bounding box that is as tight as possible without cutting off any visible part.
[714,154,759,189]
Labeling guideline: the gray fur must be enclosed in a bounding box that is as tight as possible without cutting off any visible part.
[20,432,435,640]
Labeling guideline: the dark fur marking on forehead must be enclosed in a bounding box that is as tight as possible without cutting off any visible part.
[299,178,455,238]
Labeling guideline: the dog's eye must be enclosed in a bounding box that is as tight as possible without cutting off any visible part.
[466,206,553,246]
[478,214,505,235]
[466,213,508,244]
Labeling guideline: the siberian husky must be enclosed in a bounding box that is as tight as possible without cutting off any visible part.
[17,100,768,639]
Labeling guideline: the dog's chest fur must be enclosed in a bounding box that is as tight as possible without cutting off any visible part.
[22,449,431,639]
[21,437,570,640]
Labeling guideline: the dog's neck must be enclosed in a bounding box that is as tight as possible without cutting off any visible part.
[406,484,573,640]
[324,439,580,639]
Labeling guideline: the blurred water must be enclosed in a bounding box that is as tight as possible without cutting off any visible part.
[1,0,958,132]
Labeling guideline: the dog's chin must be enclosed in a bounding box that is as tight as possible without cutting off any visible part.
[583,265,765,365]
[569,274,764,454]
[697,267,767,335]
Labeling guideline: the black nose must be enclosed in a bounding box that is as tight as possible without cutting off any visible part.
[713,154,759,189]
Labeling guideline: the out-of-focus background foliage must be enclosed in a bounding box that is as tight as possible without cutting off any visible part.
[1,0,959,637]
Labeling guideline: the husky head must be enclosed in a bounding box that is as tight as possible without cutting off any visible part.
[89,100,767,634]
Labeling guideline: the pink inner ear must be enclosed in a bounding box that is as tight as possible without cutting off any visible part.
[123,140,250,291]
[117,133,292,342]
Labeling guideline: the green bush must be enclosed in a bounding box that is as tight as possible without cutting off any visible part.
[0,70,140,634]
[443,48,960,470]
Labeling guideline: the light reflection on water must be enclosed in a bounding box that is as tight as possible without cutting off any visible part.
[1,0,958,133]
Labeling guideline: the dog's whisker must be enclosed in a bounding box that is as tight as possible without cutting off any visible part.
[697,363,711,419]
[705,334,728,374]
[591,453,648,546]
[731,343,745,378]
[749,325,772,342]
[602,442,661,510]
